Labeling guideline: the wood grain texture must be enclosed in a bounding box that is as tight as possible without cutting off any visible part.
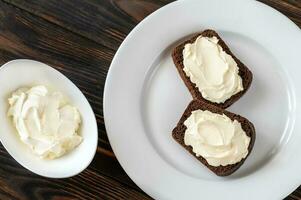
[0,145,148,200]
[3,0,172,50]
[0,1,151,199]
[0,0,300,199]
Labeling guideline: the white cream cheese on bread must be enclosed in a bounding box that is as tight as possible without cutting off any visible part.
[183,36,243,103]
[184,109,250,166]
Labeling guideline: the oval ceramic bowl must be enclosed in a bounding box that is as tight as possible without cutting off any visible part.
[0,59,98,178]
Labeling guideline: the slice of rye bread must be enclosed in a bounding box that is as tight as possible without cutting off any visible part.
[172,29,253,109]
[172,100,256,176]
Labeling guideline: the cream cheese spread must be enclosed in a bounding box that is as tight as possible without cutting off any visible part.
[7,85,82,159]
[184,110,250,166]
[183,36,243,103]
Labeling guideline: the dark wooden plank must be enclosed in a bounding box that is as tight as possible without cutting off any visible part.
[0,3,111,147]
[3,0,173,50]
[0,1,150,198]
[0,0,301,199]
[3,0,301,52]
[0,145,150,200]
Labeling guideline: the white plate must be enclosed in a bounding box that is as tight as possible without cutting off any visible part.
[0,59,98,178]
[104,0,301,199]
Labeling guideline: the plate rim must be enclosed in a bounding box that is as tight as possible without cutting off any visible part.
[104,0,301,199]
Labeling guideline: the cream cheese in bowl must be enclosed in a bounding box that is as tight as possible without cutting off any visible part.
[7,85,82,159]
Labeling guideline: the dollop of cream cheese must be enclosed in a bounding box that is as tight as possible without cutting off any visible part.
[184,110,250,166]
[183,36,243,103]
[7,85,82,159]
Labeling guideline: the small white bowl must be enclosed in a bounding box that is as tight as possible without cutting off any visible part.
[0,59,98,178]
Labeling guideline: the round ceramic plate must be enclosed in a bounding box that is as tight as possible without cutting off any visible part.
[104,0,301,199]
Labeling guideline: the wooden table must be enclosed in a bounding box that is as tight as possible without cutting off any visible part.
[0,0,300,199]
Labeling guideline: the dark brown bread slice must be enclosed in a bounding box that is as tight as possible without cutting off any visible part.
[172,29,253,109]
[172,100,256,176]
